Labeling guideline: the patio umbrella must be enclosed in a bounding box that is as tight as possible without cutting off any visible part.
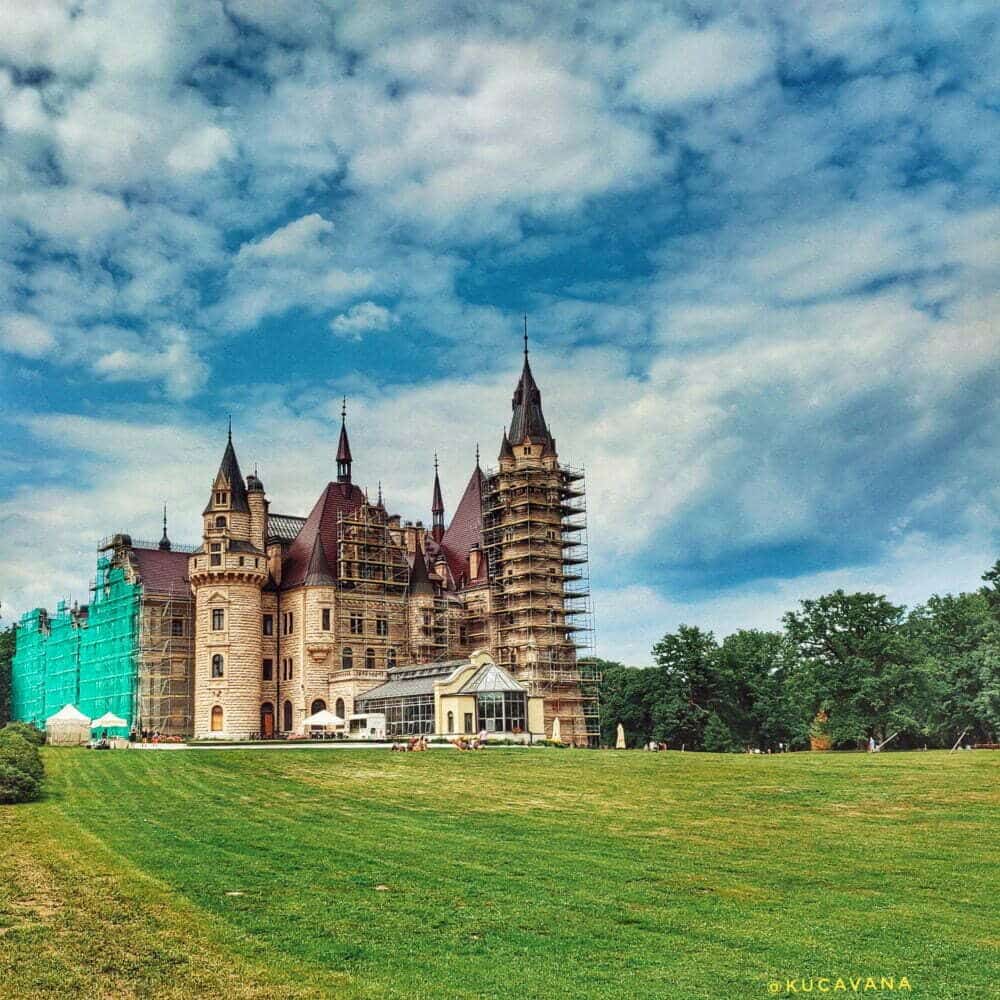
[551,717,561,742]
[616,723,626,749]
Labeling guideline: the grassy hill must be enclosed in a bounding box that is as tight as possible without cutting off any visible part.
[0,748,997,999]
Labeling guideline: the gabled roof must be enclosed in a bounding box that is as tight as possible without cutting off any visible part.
[440,465,486,585]
[133,547,190,598]
[508,355,552,447]
[203,435,249,514]
[280,480,364,589]
[268,513,306,543]
[459,661,525,694]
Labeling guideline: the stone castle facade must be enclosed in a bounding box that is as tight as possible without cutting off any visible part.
[188,341,597,744]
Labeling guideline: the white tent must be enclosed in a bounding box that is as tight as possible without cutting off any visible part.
[302,709,345,729]
[45,704,92,746]
[91,712,129,729]
[616,723,626,750]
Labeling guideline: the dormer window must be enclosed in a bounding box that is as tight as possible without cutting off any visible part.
[523,447,531,456]
[215,491,228,505]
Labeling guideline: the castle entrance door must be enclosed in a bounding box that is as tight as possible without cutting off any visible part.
[261,702,275,739]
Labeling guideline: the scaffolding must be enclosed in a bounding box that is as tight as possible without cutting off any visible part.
[11,609,49,727]
[336,503,411,671]
[481,462,600,745]
[136,590,194,735]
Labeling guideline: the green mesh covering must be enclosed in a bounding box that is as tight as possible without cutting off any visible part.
[78,561,140,733]
[12,556,141,735]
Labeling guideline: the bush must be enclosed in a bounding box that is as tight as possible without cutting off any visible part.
[0,732,44,782]
[2,722,45,747]
[0,764,40,804]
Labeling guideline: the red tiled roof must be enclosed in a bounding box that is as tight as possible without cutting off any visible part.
[133,547,191,598]
[440,465,486,587]
[281,480,364,589]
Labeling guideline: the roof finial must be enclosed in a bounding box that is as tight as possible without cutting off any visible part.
[341,396,347,424]
[475,442,480,468]
[377,480,383,506]
[227,413,232,442]
[523,314,529,359]
[434,452,439,473]
[159,504,171,551]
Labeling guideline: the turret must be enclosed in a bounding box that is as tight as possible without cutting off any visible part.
[247,466,267,553]
[336,398,352,484]
[431,454,445,543]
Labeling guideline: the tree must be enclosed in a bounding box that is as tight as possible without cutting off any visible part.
[783,590,931,747]
[702,712,737,753]
[650,625,721,748]
[0,625,13,728]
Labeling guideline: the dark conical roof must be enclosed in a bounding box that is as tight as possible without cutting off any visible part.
[302,530,336,586]
[336,421,352,464]
[440,465,487,585]
[408,538,435,596]
[508,353,552,447]
[431,456,444,515]
[499,429,514,460]
[203,432,249,513]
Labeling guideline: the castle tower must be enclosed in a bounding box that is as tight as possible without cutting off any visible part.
[407,535,440,661]
[480,330,597,745]
[336,398,352,484]
[189,426,268,739]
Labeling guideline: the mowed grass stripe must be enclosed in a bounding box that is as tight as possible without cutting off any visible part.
[6,748,998,1000]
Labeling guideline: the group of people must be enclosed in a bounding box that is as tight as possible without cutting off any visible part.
[452,731,489,751]
[392,736,429,752]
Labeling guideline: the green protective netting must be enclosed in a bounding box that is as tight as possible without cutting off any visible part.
[78,562,140,733]
[12,557,141,734]
[12,609,47,727]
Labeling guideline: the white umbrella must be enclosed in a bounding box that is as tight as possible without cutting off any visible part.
[91,712,128,728]
[551,717,561,742]
[616,723,626,749]
[302,709,345,728]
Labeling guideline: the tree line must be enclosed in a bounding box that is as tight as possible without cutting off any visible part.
[592,560,1000,751]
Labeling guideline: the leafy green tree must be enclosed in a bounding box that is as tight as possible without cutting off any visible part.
[783,590,931,747]
[650,625,720,748]
[0,625,13,728]
[701,712,737,753]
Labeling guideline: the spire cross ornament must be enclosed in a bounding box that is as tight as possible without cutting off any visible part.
[227,414,232,441]
[341,397,347,423]
[523,314,528,358]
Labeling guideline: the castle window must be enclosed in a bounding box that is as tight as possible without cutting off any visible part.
[262,658,273,681]
[215,491,227,506]
[215,515,227,528]
[311,699,326,715]
[523,447,530,456]
[375,616,388,637]
[210,542,222,567]
[211,705,224,731]
[342,647,353,670]
[212,608,224,631]
[262,614,273,636]
[282,612,294,635]
[365,648,376,670]
[350,614,363,635]
[387,648,397,669]
[447,711,454,732]
[322,608,331,631]
[211,654,224,678]
[170,618,184,637]
[282,700,292,731]
[335,697,345,719]
[238,556,244,566]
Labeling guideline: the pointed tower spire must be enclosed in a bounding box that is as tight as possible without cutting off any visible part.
[431,453,445,543]
[507,321,553,449]
[204,424,249,514]
[336,396,353,484]
[159,504,171,551]
[408,535,435,597]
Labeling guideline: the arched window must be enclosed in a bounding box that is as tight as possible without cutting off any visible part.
[365,648,376,670]
[342,647,353,670]
[282,700,293,732]
[387,648,397,669]
[211,705,223,732]
[447,711,454,733]
[211,654,224,678]
[335,697,345,719]
[215,515,227,528]
[311,699,326,715]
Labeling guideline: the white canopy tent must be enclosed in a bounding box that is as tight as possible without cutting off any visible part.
[302,709,345,730]
[45,704,92,746]
[91,712,129,729]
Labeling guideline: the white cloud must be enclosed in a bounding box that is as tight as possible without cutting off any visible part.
[0,314,56,358]
[166,125,235,175]
[626,18,774,109]
[237,214,335,261]
[330,301,398,339]
[92,327,208,400]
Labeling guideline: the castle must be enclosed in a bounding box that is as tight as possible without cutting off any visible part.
[12,341,599,745]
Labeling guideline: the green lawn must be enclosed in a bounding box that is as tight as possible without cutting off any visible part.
[1,748,997,1000]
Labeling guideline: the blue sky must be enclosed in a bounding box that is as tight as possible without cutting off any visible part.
[1,1,998,663]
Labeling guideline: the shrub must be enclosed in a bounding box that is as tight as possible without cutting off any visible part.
[0,764,40,804]
[0,732,44,782]
[2,722,45,747]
